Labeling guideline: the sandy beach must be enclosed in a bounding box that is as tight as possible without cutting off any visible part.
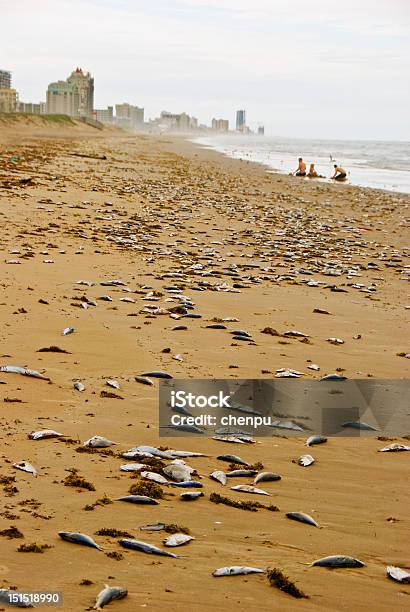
[0,118,409,611]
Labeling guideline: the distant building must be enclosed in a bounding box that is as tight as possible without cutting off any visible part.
[0,88,18,113]
[258,125,265,136]
[236,109,246,131]
[18,101,45,114]
[0,70,12,89]
[156,111,197,132]
[46,67,94,118]
[115,103,144,128]
[95,106,114,124]
[212,118,229,132]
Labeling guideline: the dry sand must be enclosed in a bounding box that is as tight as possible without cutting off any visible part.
[0,119,409,611]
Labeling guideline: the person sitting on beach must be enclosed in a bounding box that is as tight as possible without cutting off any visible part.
[331,164,347,181]
[293,158,306,176]
[307,163,324,178]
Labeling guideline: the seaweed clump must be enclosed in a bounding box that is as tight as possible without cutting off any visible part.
[129,479,164,499]
[17,543,52,553]
[210,493,278,512]
[164,524,190,535]
[95,528,134,538]
[0,525,24,539]
[267,568,308,599]
[63,469,96,491]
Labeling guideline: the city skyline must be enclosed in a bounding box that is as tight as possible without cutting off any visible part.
[2,0,410,140]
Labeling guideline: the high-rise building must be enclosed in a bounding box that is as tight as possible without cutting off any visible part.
[18,101,46,115]
[46,67,94,118]
[0,70,12,89]
[212,118,229,132]
[0,88,18,113]
[115,103,144,128]
[95,106,114,123]
[258,125,265,136]
[236,109,246,131]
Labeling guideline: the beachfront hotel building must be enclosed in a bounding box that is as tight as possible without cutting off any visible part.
[46,67,94,118]
[115,103,144,128]
[236,109,246,131]
[0,69,18,113]
[0,70,12,89]
[95,106,114,124]
[212,118,229,132]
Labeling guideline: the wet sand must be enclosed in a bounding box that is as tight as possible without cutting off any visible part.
[0,122,409,611]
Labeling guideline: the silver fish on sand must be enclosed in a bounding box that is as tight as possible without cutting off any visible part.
[253,472,281,484]
[386,565,410,584]
[312,555,365,568]
[62,327,75,336]
[84,435,116,448]
[298,454,315,467]
[217,454,249,466]
[230,485,269,496]
[305,435,327,447]
[74,381,85,392]
[0,365,49,380]
[213,566,265,577]
[140,471,169,484]
[139,522,166,531]
[120,463,145,472]
[135,376,153,386]
[93,585,128,610]
[378,443,410,452]
[117,495,159,505]
[13,460,37,476]
[119,538,178,557]
[180,491,204,500]
[58,531,101,550]
[286,512,320,527]
[210,470,227,485]
[106,379,120,389]
[226,470,258,478]
[29,429,62,440]
[163,463,195,482]
[164,534,194,547]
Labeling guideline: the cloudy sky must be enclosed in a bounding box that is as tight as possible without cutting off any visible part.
[2,0,409,139]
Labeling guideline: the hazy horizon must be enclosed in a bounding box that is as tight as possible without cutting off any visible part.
[2,0,410,140]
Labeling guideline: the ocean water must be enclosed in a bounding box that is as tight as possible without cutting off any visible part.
[193,135,410,194]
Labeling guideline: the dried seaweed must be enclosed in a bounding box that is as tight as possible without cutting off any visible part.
[267,568,308,599]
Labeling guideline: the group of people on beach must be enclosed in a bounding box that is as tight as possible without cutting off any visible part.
[291,157,347,181]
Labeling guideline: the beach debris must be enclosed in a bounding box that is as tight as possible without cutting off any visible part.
[84,436,116,448]
[13,461,37,476]
[134,375,153,385]
[93,585,128,610]
[180,491,204,500]
[140,370,173,379]
[297,455,315,467]
[116,495,159,505]
[106,379,120,389]
[311,555,365,568]
[163,463,195,482]
[386,565,410,584]
[254,472,281,484]
[230,485,269,496]
[210,470,227,485]
[286,512,320,527]
[58,531,101,550]
[266,568,308,598]
[140,471,169,485]
[62,327,75,336]
[378,443,410,452]
[0,365,50,381]
[119,538,178,557]
[226,469,258,478]
[139,523,166,532]
[217,454,249,466]
[37,346,70,353]
[275,369,304,378]
[327,338,345,345]
[29,429,62,440]
[213,566,265,577]
[307,364,320,371]
[305,435,327,447]
[164,534,194,547]
[170,480,203,488]
[120,463,145,472]
[320,374,347,381]
[74,381,85,392]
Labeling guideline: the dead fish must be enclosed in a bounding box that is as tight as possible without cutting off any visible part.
[117,496,159,505]
[286,512,320,528]
[270,420,305,431]
[217,454,249,466]
[0,365,50,380]
[230,485,269,496]
[164,534,194,547]
[320,374,347,381]
[139,522,165,531]
[62,327,75,336]
[226,470,258,478]
[386,565,410,584]
[212,435,245,444]
[120,463,145,472]
[312,555,365,568]
[119,538,178,557]
[140,471,169,484]
[169,481,203,488]
[58,531,101,550]
[98,295,113,302]
[84,436,116,448]
[135,376,153,386]
[0,588,33,607]
[306,435,327,447]
[170,450,207,458]
[140,371,173,379]
[206,324,227,329]
[74,381,85,392]
[378,443,410,452]
[106,379,120,389]
[327,337,344,345]
[131,445,173,459]
[29,429,62,440]
[342,422,378,431]
[298,454,315,467]
[93,585,128,610]
[163,464,195,482]
[213,566,265,577]
[13,460,37,476]
[210,470,227,485]
[253,472,281,484]
[180,491,204,500]
[284,330,309,338]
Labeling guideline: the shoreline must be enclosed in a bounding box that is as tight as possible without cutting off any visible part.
[0,126,409,611]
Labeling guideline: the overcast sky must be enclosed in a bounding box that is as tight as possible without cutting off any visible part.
[2,0,409,139]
